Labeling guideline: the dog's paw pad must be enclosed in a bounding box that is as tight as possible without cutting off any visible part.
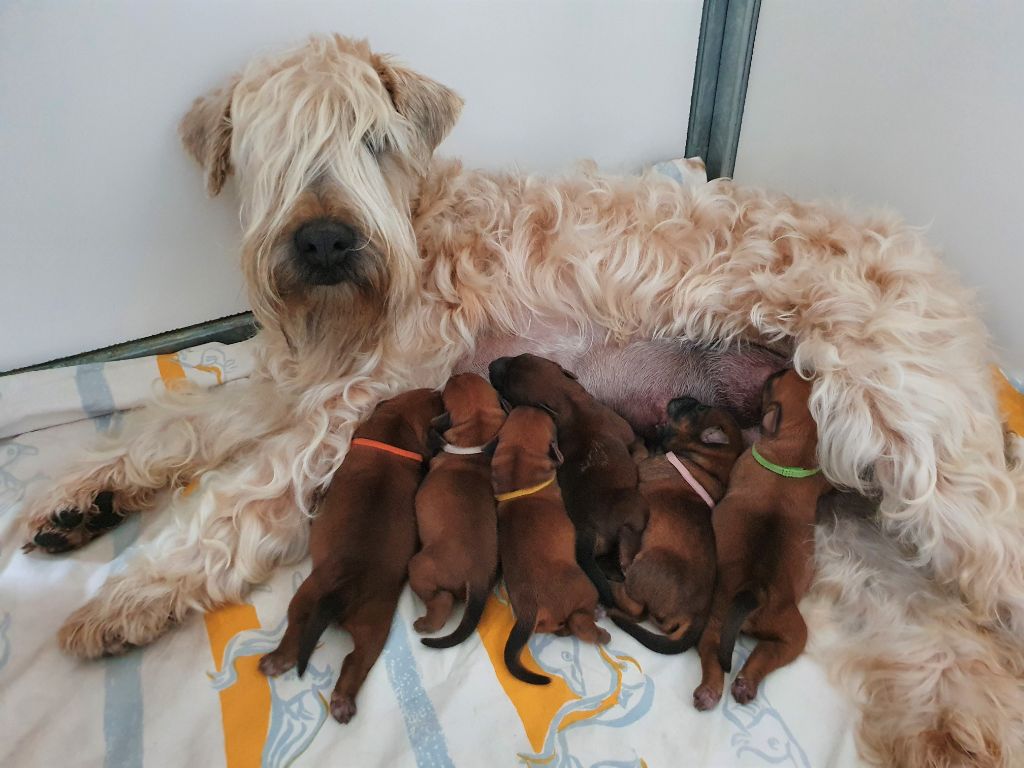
[731,676,757,705]
[31,530,76,554]
[693,685,721,711]
[330,694,356,724]
[54,509,84,529]
[84,492,125,532]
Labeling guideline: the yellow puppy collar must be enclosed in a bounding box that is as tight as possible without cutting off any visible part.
[494,476,556,503]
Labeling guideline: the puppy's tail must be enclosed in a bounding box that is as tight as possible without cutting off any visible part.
[421,582,489,649]
[576,529,616,606]
[296,589,346,677]
[609,611,704,655]
[718,590,758,672]
[504,612,550,686]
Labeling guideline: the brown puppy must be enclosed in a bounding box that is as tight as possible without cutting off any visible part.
[494,406,611,685]
[489,354,648,604]
[258,388,442,724]
[694,370,831,711]
[411,373,505,647]
[610,397,744,654]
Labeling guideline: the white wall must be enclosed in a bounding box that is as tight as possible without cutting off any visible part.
[0,0,702,371]
[736,1,1024,372]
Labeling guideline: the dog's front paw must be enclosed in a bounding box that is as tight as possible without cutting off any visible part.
[57,585,175,659]
[23,491,127,554]
[58,601,134,659]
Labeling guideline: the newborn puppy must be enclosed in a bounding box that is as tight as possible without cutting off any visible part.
[610,397,744,654]
[489,354,648,603]
[494,406,610,685]
[258,388,442,724]
[694,370,831,710]
[411,373,505,648]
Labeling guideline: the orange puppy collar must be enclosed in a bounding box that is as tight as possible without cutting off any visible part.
[350,438,423,463]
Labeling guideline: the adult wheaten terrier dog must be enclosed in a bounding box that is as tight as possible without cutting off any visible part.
[22,35,1024,766]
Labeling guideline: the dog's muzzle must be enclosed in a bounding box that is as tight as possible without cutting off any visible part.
[293,219,363,286]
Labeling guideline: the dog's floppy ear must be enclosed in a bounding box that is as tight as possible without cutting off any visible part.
[558,365,579,381]
[179,76,239,197]
[549,441,564,467]
[430,412,452,434]
[372,55,463,152]
[761,403,782,437]
[535,403,559,419]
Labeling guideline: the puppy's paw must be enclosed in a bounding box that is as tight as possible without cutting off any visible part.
[693,684,722,711]
[330,693,357,724]
[595,626,612,644]
[258,651,296,677]
[413,616,441,634]
[23,491,127,554]
[730,676,758,705]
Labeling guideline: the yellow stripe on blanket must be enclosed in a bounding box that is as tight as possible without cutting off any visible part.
[157,353,187,389]
[476,593,579,752]
[205,605,272,768]
[996,369,1024,436]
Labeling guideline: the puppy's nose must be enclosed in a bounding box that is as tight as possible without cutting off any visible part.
[667,396,700,420]
[489,357,511,389]
[293,220,358,268]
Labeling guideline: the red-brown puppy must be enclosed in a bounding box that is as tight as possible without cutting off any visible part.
[494,405,610,685]
[611,397,744,654]
[411,373,505,647]
[694,370,831,711]
[258,388,442,724]
[489,354,648,603]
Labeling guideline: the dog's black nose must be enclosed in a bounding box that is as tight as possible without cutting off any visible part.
[667,396,700,420]
[293,220,358,269]
[489,357,512,389]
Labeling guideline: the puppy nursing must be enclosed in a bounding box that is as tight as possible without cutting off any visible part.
[694,370,831,710]
[258,388,442,724]
[411,373,504,647]
[489,353,649,603]
[492,405,610,685]
[610,397,744,654]
[259,359,828,721]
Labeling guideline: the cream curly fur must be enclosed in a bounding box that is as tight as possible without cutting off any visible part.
[22,35,1024,766]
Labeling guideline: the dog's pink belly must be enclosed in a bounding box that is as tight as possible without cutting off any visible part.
[457,335,788,436]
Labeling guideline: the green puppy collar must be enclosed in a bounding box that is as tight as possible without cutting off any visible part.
[751,444,822,479]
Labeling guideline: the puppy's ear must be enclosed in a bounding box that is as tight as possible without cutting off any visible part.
[430,412,452,434]
[700,426,730,445]
[179,76,239,197]
[761,403,782,437]
[549,442,564,467]
[372,55,463,152]
[667,397,699,421]
[427,428,445,455]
